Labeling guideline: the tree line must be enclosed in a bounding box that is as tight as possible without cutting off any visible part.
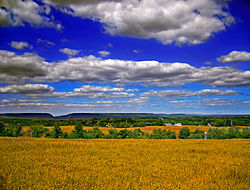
[1,116,250,128]
[0,123,249,139]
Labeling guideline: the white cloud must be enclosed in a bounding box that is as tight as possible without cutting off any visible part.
[217,50,250,63]
[9,41,33,50]
[60,48,80,56]
[37,39,56,47]
[98,50,110,57]
[44,0,234,45]
[0,83,135,99]
[133,50,141,54]
[141,89,239,98]
[1,99,41,103]
[0,0,61,29]
[0,50,50,83]
[0,84,54,94]
[1,50,250,88]
[169,98,242,107]
[47,55,250,87]
[0,99,57,108]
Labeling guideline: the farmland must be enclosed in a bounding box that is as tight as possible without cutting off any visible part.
[0,138,249,189]
[60,125,211,135]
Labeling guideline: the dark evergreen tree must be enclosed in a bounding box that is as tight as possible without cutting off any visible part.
[52,125,63,138]
[0,123,5,136]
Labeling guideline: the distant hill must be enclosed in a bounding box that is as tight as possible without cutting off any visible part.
[0,113,54,119]
[56,113,168,119]
[0,113,248,120]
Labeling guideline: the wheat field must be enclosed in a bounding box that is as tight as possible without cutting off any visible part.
[0,138,249,189]
[59,125,212,135]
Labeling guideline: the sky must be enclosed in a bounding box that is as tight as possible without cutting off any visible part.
[0,0,249,116]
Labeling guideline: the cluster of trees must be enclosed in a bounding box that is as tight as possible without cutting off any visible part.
[44,124,177,139]
[1,116,250,128]
[178,127,250,139]
[1,122,249,139]
[0,123,22,137]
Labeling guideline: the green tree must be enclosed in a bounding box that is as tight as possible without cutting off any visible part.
[228,127,241,138]
[178,127,190,139]
[242,128,250,139]
[207,128,228,139]
[71,124,84,138]
[52,125,63,138]
[4,124,22,137]
[30,126,44,138]
[0,123,5,136]
[188,129,205,139]
[106,129,118,139]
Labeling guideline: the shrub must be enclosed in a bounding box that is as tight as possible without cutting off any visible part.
[178,127,190,139]
[30,127,44,138]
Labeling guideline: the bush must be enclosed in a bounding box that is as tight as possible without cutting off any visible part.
[178,127,190,139]
[207,128,228,139]
[70,124,84,138]
[30,127,44,138]
[51,125,63,138]
[151,128,176,139]
[188,129,205,139]
[228,127,241,138]
[3,125,22,137]
[242,128,250,139]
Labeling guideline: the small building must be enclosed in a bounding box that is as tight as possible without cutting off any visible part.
[164,123,172,126]
[144,122,152,125]
[174,123,182,126]
[207,123,211,127]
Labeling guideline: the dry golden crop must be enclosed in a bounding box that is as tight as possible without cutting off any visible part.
[41,125,213,135]
[0,138,249,189]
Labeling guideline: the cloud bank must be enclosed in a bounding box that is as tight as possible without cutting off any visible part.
[44,0,234,45]
[1,0,234,45]
[141,89,239,98]
[1,50,250,87]
[0,0,61,29]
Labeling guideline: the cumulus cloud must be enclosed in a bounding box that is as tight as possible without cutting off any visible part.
[1,49,250,88]
[0,83,135,99]
[9,41,33,50]
[217,50,250,63]
[0,0,61,29]
[46,55,250,88]
[0,50,50,83]
[60,48,80,56]
[98,50,110,57]
[60,85,136,99]
[0,84,54,94]
[141,89,239,98]
[44,0,234,45]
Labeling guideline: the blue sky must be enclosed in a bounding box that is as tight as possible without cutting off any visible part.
[0,0,249,116]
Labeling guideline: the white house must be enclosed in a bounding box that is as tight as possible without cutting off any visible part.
[164,123,172,126]
[174,123,182,126]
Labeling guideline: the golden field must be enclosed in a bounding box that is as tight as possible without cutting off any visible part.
[0,138,249,189]
[59,125,212,135]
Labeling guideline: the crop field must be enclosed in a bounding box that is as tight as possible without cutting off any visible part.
[53,125,213,135]
[0,138,249,189]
